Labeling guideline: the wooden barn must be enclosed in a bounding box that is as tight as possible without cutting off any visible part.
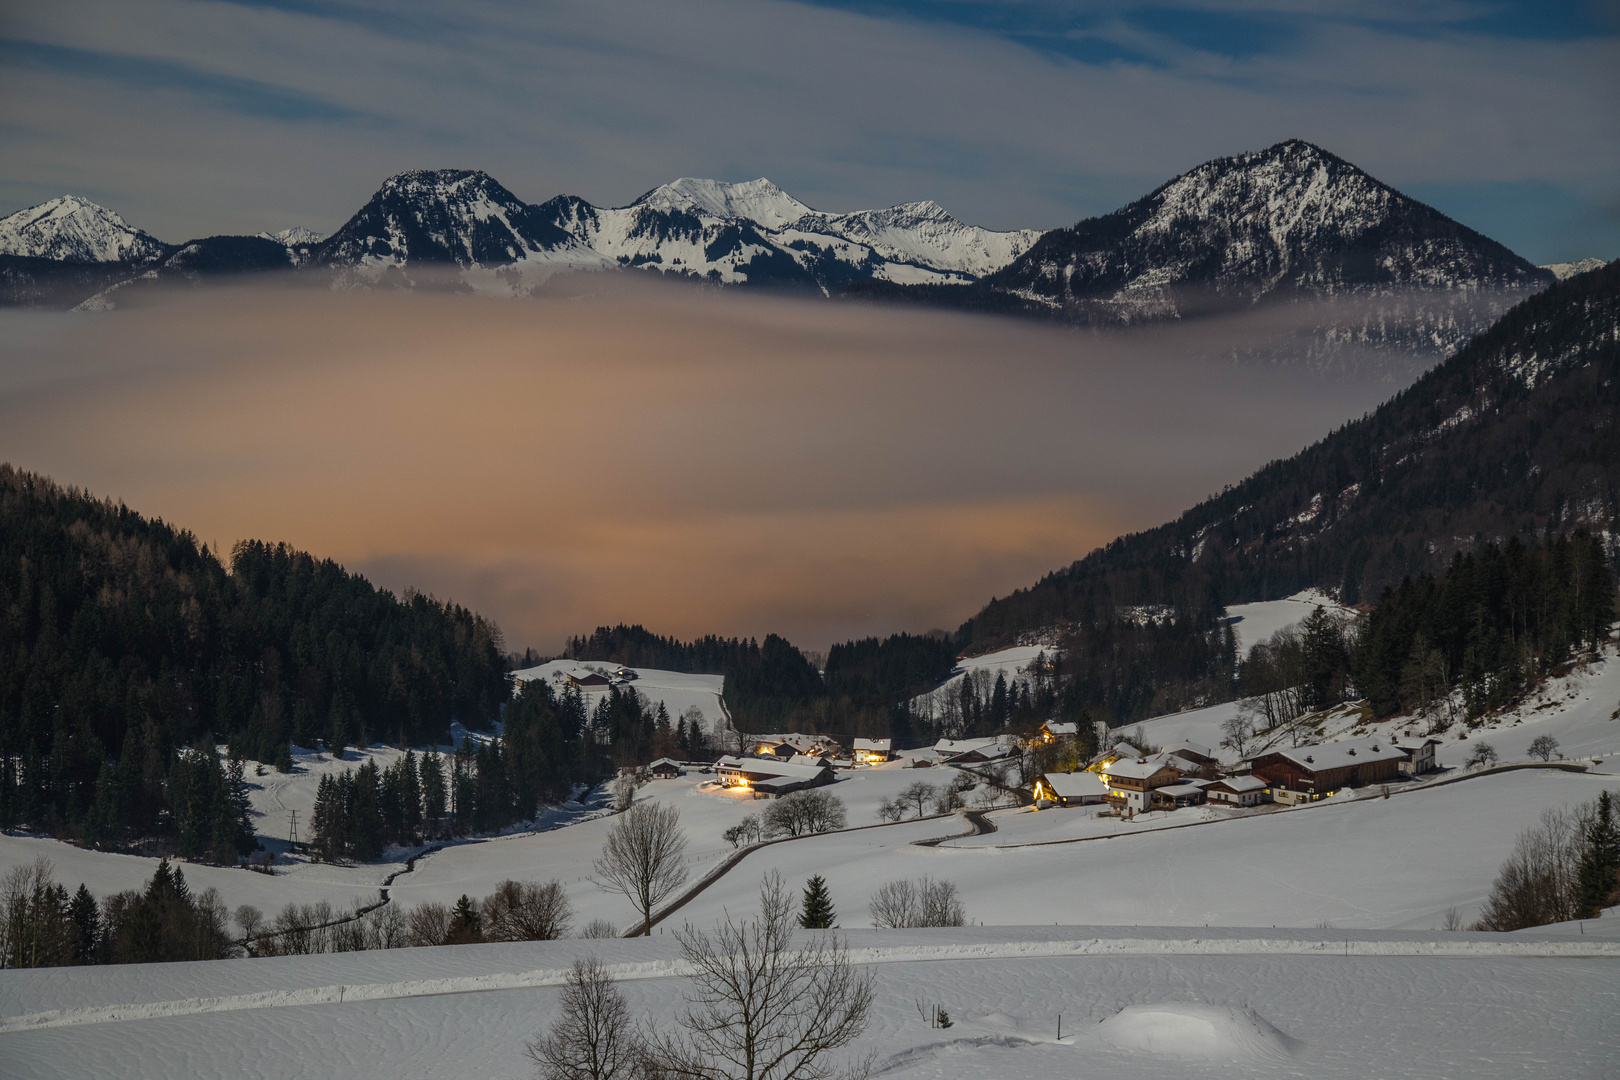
[1250,738,1407,797]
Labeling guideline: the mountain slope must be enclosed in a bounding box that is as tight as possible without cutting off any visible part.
[535,177,1038,291]
[961,258,1620,647]
[0,195,170,264]
[989,139,1547,316]
[844,140,1554,371]
[309,169,612,286]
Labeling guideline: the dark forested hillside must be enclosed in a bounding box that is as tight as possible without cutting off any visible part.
[0,466,509,843]
[962,258,1620,650]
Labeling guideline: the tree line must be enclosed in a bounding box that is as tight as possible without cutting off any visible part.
[0,465,509,850]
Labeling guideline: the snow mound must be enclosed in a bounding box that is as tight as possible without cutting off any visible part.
[1096,1003,1300,1061]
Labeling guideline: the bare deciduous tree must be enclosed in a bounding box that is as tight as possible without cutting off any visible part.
[866,877,965,929]
[762,790,847,837]
[579,919,619,939]
[407,901,453,947]
[526,957,643,1080]
[1473,804,1591,930]
[1527,735,1561,762]
[483,880,574,941]
[647,872,874,1080]
[897,781,936,819]
[593,802,689,936]
[1219,713,1255,757]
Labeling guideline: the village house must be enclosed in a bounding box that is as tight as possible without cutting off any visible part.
[648,757,683,779]
[934,735,1016,765]
[1099,756,1181,813]
[565,668,612,690]
[1039,720,1078,744]
[1249,737,1407,802]
[852,737,892,764]
[714,755,835,796]
[1032,770,1109,806]
[1205,774,1270,807]
[1394,736,1440,775]
[1163,739,1218,776]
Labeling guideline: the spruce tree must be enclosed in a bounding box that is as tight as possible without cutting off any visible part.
[447,894,483,944]
[799,875,836,929]
[274,742,294,774]
[67,884,101,964]
[1577,791,1619,918]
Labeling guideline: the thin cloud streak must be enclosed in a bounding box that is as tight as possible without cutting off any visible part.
[0,280,1407,651]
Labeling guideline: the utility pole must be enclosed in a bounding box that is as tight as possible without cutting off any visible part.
[288,809,299,851]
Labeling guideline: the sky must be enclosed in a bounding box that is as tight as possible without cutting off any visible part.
[0,282,1403,654]
[1,0,1617,264]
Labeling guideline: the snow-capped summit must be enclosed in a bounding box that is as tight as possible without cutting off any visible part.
[799,200,1040,279]
[311,169,609,284]
[0,195,170,264]
[990,139,1549,313]
[1541,258,1607,281]
[258,226,327,247]
[630,178,814,231]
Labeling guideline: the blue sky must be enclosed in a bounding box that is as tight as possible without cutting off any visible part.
[1,0,1616,262]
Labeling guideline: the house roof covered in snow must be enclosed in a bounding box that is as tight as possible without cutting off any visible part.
[1269,738,1407,773]
[1041,771,1109,799]
[715,756,832,781]
[1166,739,1215,762]
[1208,774,1268,793]
[853,738,891,753]
[1043,721,1079,736]
[1394,737,1440,751]
[1102,756,1179,782]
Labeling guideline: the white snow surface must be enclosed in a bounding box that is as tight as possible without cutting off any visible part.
[1225,588,1341,656]
[0,195,168,263]
[2,923,1614,1079]
[509,660,729,731]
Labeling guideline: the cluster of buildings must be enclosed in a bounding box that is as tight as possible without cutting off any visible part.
[705,732,896,797]
[1032,722,1440,816]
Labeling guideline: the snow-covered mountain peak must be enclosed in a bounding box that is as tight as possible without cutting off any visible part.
[1541,258,1607,281]
[258,227,327,247]
[631,178,813,230]
[0,195,169,264]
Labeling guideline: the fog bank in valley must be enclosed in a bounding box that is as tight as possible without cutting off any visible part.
[0,279,1411,651]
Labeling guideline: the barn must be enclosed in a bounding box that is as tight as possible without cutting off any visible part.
[1250,738,1407,800]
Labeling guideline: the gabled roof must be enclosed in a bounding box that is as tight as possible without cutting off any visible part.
[1264,737,1408,773]
[1207,774,1268,793]
[1166,739,1215,762]
[1040,771,1109,799]
[1043,721,1079,736]
[648,757,682,770]
[1157,783,1205,799]
[934,737,998,756]
[1102,756,1178,781]
[715,755,831,781]
[1394,736,1440,750]
[853,738,892,752]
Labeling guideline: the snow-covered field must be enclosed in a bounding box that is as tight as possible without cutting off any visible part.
[1224,589,1339,656]
[3,923,1615,1079]
[1132,647,1620,767]
[5,647,1619,1077]
[510,660,731,731]
[672,766,1620,932]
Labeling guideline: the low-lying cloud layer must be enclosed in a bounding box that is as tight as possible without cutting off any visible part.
[0,280,1407,651]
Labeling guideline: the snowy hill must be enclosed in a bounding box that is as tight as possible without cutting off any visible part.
[0,195,170,264]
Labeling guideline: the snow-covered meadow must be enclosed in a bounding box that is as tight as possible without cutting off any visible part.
[3,923,1615,1080]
